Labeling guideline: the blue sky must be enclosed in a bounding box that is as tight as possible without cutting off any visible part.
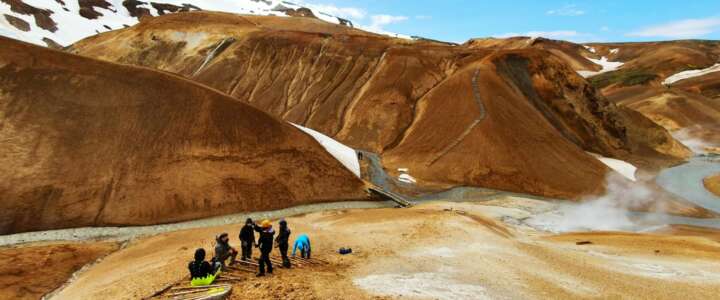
[301,0,720,43]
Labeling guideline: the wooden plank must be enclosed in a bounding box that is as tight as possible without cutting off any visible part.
[226,266,255,273]
[368,187,411,207]
[234,260,259,267]
[169,284,229,291]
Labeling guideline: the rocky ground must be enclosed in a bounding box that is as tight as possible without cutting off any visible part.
[13,197,718,300]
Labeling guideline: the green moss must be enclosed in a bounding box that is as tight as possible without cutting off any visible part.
[589,68,658,89]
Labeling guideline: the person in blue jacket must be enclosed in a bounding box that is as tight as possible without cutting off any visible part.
[292,234,311,259]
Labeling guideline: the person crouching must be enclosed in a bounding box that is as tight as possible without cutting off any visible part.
[293,234,311,259]
[214,232,238,270]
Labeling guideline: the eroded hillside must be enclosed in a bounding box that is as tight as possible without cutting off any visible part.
[69,12,688,198]
[469,37,720,150]
[0,36,366,234]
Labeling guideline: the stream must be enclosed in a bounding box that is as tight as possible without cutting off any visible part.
[0,201,392,247]
[3,154,719,246]
[656,155,720,213]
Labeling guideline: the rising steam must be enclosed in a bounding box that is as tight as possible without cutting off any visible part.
[528,173,670,232]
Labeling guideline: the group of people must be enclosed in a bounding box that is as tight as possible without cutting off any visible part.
[188,218,312,284]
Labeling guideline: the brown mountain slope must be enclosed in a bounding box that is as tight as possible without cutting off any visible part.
[0,36,366,234]
[587,41,720,148]
[605,86,720,131]
[465,36,600,71]
[469,37,720,150]
[68,12,688,199]
[672,71,720,99]
[587,40,720,83]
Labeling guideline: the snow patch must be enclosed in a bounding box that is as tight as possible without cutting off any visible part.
[578,57,625,78]
[588,152,637,181]
[397,168,416,184]
[398,174,417,184]
[583,45,596,53]
[610,48,619,54]
[354,273,489,300]
[663,63,720,85]
[291,123,360,178]
[0,0,361,47]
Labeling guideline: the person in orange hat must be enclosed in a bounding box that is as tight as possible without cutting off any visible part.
[255,219,275,276]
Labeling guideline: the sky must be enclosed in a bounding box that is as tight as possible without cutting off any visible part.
[299,0,720,43]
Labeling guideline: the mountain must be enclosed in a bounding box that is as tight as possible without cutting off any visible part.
[0,0,358,48]
[585,41,720,148]
[469,37,720,151]
[67,11,689,199]
[0,36,366,234]
[465,37,599,72]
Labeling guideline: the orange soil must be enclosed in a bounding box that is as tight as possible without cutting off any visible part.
[0,36,367,234]
[704,174,720,197]
[0,242,119,300]
[52,200,720,300]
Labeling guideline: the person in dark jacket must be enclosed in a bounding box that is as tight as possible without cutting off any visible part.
[255,219,275,276]
[188,248,220,280]
[275,219,292,268]
[239,218,256,261]
[214,232,237,270]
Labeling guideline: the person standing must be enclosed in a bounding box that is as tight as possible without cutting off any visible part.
[292,234,311,259]
[275,219,292,268]
[255,219,275,276]
[239,218,256,261]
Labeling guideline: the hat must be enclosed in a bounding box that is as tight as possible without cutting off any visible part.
[261,219,271,228]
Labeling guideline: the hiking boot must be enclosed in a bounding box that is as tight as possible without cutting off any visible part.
[256,273,265,277]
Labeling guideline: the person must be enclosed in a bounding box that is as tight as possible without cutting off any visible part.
[255,219,275,276]
[188,248,221,286]
[292,234,311,259]
[239,218,256,261]
[214,232,238,270]
[275,219,292,268]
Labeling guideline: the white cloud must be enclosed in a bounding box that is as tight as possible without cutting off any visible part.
[299,3,366,20]
[546,4,585,17]
[627,17,720,38]
[600,26,610,31]
[364,14,409,32]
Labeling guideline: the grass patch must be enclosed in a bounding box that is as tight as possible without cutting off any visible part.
[589,68,658,89]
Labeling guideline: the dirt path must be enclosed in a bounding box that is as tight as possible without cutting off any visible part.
[48,198,720,300]
[428,68,487,165]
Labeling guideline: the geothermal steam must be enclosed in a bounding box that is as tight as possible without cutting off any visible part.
[527,173,670,232]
